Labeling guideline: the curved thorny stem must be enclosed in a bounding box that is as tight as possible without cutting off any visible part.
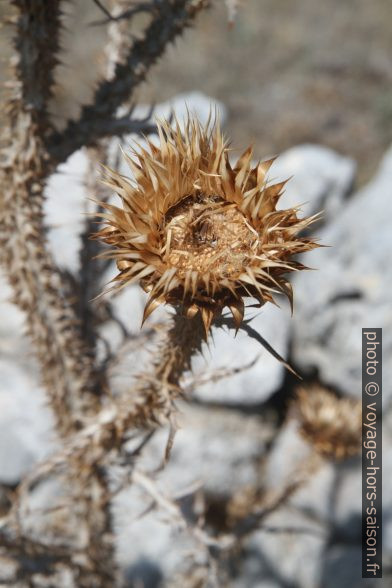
[0,1,102,436]
[0,1,212,585]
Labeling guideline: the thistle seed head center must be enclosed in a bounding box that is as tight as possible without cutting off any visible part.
[163,194,258,277]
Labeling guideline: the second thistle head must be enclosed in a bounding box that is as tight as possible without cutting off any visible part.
[95,114,320,335]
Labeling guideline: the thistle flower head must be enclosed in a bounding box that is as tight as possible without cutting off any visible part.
[296,386,362,460]
[95,115,319,335]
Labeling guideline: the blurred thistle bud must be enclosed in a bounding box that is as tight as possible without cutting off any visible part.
[94,114,320,336]
[296,385,362,460]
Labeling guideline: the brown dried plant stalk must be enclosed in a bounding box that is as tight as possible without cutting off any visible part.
[0,1,324,586]
[0,1,212,585]
[0,1,100,435]
[72,115,322,479]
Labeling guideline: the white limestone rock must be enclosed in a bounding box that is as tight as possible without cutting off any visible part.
[192,303,292,405]
[115,401,272,581]
[273,144,356,221]
[0,274,55,485]
[291,144,392,400]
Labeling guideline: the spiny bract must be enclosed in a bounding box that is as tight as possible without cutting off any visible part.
[94,115,320,335]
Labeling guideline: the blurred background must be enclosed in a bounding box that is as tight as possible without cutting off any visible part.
[45,0,392,182]
[0,1,391,586]
[3,0,391,180]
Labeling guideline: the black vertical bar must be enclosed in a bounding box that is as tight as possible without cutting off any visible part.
[362,328,382,578]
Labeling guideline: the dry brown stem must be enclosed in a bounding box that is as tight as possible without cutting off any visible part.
[46,0,211,165]
[0,2,101,435]
[0,1,212,585]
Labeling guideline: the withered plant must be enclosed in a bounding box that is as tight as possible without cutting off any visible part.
[296,385,362,460]
[95,116,319,334]
[0,2,322,587]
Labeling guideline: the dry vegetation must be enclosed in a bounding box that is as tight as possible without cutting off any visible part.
[0,1,366,586]
[37,0,392,184]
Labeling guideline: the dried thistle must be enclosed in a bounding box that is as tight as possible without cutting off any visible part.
[296,385,362,460]
[95,115,320,335]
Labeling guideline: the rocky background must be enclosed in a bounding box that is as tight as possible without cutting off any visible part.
[1,93,390,586]
[1,1,391,587]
